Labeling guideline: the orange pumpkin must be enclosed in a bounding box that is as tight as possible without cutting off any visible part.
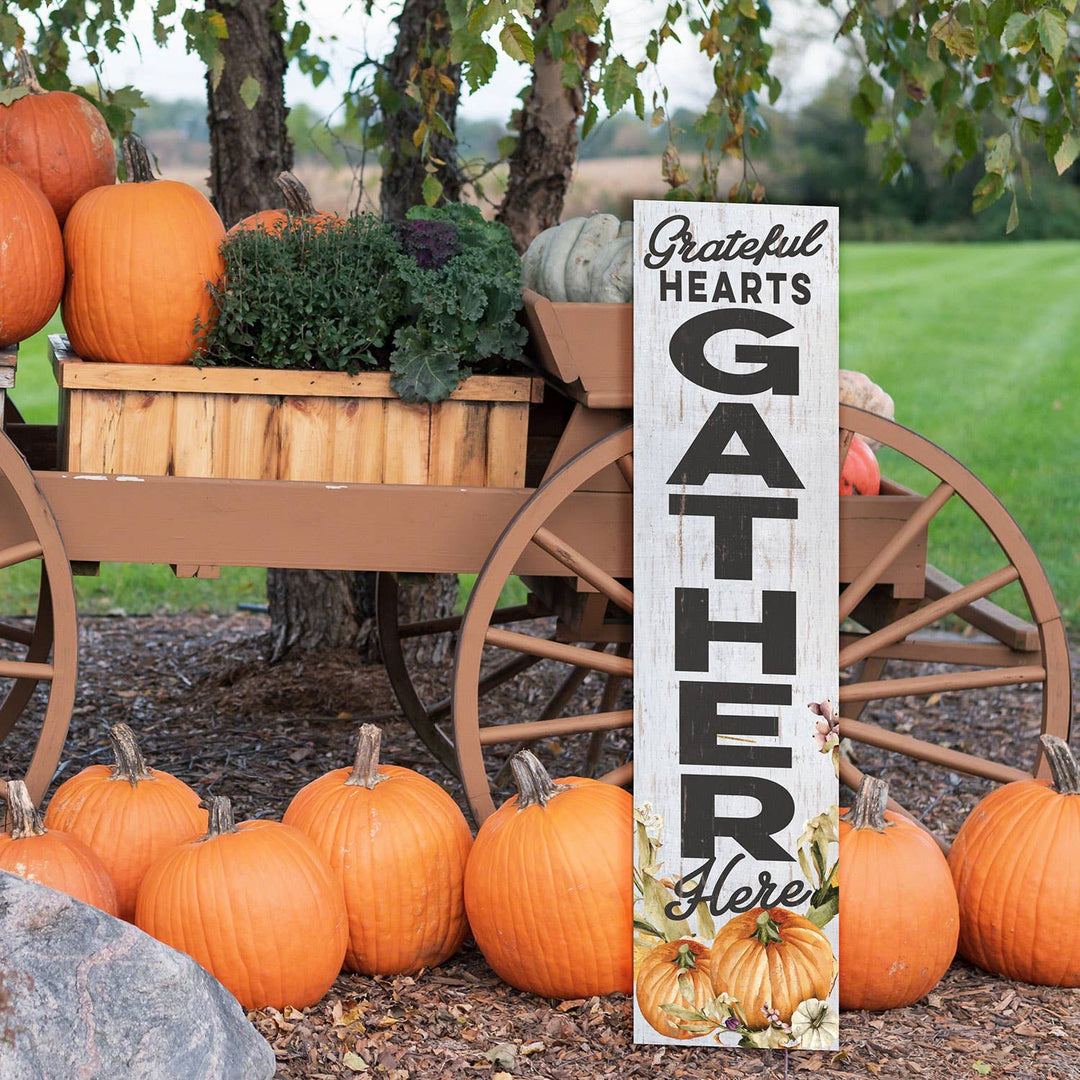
[636,939,714,1039]
[838,776,957,1010]
[283,724,472,975]
[0,49,116,225]
[135,795,347,1010]
[226,171,340,235]
[464,750,633,999]
[840,434,880,496]
[43,723,207,922]
[0,164,63,347]
[709,907,834,1028]
[948,734,1080,986]
[0,779,118,915]
[62,133,225,365]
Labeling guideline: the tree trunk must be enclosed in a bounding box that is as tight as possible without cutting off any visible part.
[379,0,463,218]
[266,569,378,661]
[205,0,292,227]
[496,0,586,250]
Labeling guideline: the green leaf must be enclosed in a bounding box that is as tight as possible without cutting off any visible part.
[973,1063,992,1077]
[581,99,599,139]
[955,114,978,159]
[496,135,518,157]
[421,174,443,207]
[866,119,892,145]
[806,890,839,928]
[499,21,534,64]
[972,171,1006,211]
[602,55,637,115]
[738,0,757,18]
[206,10,228,38]
[209,50,226,91]
[459,39,498,92]
[239,75,261,111]
[1002,12,1036,51]
[642,874,689,943]
[858,74,883,111]
[1054,133,1080,175]
[986,0,1013,38]
[985,131,1011,174]
[0,87,30,107]
[1006,193,1019,234]
[930,14,978,60]
[1037,9,1068,62]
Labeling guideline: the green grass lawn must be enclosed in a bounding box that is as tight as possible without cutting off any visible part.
[6,241,1079,629]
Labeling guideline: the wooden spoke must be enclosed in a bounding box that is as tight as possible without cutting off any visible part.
[840,664,1045,704]
[616,453,633,490]
[531,526,633,614]
[839,564,1020,669]
[0,660,53,681]
[599,761,633,786]
[484,627,634,677]
[586,644,631,776]
[479,709,632,746]
[398,604,532,639]
[425,650,550,726]
[839,633,1040,668]
[839,716,1031,784]
[839,481,954,622]
[0,540,43,570]
[0,620,34,647]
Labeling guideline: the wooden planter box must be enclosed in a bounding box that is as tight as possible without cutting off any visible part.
[50,337,542,488]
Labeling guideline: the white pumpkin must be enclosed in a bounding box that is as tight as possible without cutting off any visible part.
[522,215,633,303]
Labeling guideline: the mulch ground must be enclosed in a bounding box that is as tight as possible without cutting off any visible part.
[5,610,1080,1080]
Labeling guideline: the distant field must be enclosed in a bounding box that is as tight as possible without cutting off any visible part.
[5,238,1078,630]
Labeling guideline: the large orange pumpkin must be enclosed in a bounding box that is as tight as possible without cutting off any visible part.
[43,723,207,922]
[948,734,1080,986]
[0,49,116,225]
[283,724,472,975]
[464,750,633,999]
[62,133,224,365]
[636,939,715,1039]
[0,779,118,915]
[709,907,834,1028]
[838,776,957,1010]
[135,795,347,1010]
[0,164,63,346]
[840,434,880,496]
[226,171,340,235]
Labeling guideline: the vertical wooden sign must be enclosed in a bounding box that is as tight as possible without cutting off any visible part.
[632,202,840,1050]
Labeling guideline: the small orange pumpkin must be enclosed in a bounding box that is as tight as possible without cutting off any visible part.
[464,750,633,999]
[948,734,1080,986]
[0,164,63,347]
[283,724,472,975]
[635,938,714,1039]
[62,133,225,365]
[709,907,834,1028]
[838,776,957,1010]
[135,795,347,1010]
[226,171,340,235]
[0,779,118,915]
[0,49,116,225]
[44,723,207,922]
[840,434,880,496]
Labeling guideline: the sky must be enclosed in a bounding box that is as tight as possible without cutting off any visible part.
[62,0,843,123]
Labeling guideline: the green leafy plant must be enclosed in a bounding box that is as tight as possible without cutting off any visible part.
[197,202,527,403]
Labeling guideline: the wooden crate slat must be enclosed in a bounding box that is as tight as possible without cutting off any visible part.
[383,401,431,485]
[485,402,529,488]
[171,393,216,477]
[330,398,386,484]
[429,401,488,486]
[220,394,278,480]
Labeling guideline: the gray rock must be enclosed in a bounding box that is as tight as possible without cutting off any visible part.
[0,870,276,1080]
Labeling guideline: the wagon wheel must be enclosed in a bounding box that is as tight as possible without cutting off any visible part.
[376,572,616,779]
[453,427,634,824]
[453,412,1070,828]
[0,432,78,805]
[836,404,1071,800]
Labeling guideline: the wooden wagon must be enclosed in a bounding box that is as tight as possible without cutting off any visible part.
[0,289,1071,834]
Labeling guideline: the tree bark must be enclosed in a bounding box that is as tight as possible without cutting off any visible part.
[496,0,586,250]
[379,0,463,218]
[205,0,293,227]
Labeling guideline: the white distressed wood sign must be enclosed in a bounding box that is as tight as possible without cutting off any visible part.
[632,201,840,1050]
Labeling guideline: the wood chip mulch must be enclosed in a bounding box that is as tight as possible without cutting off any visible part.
[5,611,1079,1080]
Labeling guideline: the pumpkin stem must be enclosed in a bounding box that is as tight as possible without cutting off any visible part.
[1041,734,1080,795]
[345,724,386,789]
[3,780,47,840]
[275,172,318,216]
[107,723,154,786]
[674,942,700,970]
[510,750,563,809]
[13,49,45,94]
[848,775,889,831]
[122,134,156,184]
[753,910,784,946]
[201,796,238,839]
